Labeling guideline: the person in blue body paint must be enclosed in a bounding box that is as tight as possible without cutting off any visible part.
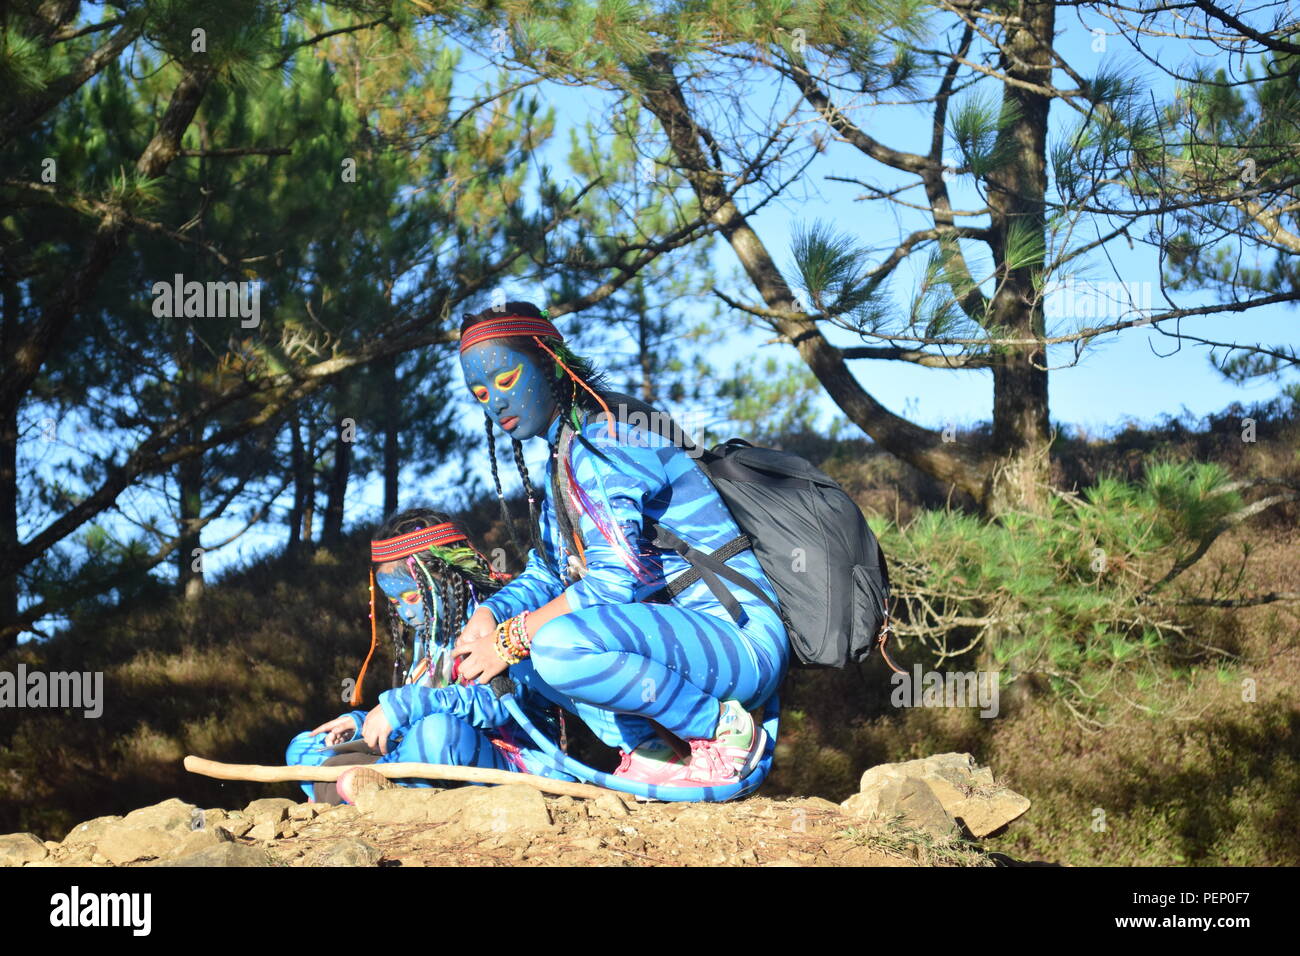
[449,302,789,792]
[285,508,572,804]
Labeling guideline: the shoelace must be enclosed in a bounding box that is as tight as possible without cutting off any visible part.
[688,739,737,781]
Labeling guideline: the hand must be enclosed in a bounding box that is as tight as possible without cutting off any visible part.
[458,605,497,647]
[361,705,393,755]
[309,715,357,748]
[453,623,510,685]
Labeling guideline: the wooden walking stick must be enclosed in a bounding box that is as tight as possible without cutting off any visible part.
[183,755,617,800]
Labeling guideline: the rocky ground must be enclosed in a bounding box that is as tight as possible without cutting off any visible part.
[0,753,1033,867]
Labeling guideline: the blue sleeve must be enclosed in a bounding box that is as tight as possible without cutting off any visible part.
[482,487,565,620]
[347,709,367,738]
[379,681,512,733]
[562,421,668,610]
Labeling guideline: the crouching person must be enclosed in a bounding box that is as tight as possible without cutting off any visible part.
[286,507,572,804]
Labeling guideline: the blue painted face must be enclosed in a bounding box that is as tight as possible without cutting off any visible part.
[460,340,557,441]
[376,568,437,628]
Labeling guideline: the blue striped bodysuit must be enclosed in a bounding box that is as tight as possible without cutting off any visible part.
[284,593,571,798]
[481,410,788,762]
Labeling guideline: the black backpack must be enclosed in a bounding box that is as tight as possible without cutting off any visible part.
[571,393,893,669]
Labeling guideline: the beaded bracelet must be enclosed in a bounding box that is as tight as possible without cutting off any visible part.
[494,609,533,665]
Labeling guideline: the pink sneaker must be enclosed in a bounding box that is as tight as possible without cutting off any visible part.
[613,737,690,785]
[661,700,767,787]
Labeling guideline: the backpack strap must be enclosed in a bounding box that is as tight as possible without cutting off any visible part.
[644,524,781,625]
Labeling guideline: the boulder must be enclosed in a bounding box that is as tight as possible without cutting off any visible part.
[156,843,277,867]
[0,832,49,866]
[851,752,1029,838]
[120,798,200,836]
[165,826,233,859]
[356,786,474,824]
[460,785,553,834]
[220,818,254,838]
[62,814,124,848]
[842,777,959,839]
[245,798,297,825]
[97,825,180,864]
[247,820,293,842]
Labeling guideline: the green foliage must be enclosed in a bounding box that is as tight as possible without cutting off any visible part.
[878,461,1246,725]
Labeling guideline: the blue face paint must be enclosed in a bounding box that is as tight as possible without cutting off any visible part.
[460,341,557,441]
[376,570,436,628]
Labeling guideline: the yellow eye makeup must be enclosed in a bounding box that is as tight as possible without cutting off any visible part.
[472,385,489,403]
[494,363,523,391]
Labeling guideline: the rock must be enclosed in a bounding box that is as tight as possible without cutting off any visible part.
[842,777,959,839]
[91,853,108,864]
[0,832,49,866]
[97,825,180,864]
[121,798,200,836]
[948,789,1032,838]
[165,827,233,859]
[358,786,475,824]
[247,820,292,842]
[220,818,254,838]
[200,809,230,829]
[460,785,553,834]
[63,814,124,847]
[590,793,630,819]
[306,838,383,867]
[854,752,1030,838]
[244,798,297,824]
[289,803,328,821]
[156,843,277,867]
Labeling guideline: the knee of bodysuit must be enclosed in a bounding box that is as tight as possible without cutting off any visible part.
[285,730,319,767]
[528,613,602,693]
[391,712,484,767]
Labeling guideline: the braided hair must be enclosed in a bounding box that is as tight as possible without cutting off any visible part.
[373,507,502,687]
[460,301,611,567]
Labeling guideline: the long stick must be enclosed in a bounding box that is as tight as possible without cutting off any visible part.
[183,755,616,800]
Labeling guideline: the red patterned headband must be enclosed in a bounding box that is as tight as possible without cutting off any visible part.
[458,315,563,352]
[371,522,469,562]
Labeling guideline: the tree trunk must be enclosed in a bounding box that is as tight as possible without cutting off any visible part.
[0,403,17,650]
[287,409,306,556]
[381,354,400,518]
[322,395,351,544]
[0,275,17,647]
[176,449,204,600]
[981,1,1055,515]
[637,306,656,403]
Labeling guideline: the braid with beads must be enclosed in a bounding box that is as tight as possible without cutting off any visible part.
[483,412,527,562]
